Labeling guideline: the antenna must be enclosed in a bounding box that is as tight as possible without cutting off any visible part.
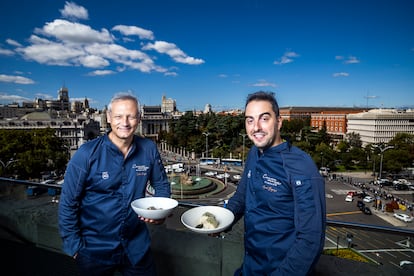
[364,91,378,108]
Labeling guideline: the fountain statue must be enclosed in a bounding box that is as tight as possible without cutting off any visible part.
[180,172,194,186]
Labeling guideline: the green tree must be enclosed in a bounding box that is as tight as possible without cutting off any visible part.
[0,129,69,179]
[346,132,362,148]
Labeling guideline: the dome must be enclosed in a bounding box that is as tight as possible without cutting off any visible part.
[20,112,52,121]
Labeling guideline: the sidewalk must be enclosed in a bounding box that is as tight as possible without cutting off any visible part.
[371,208,409,228]
[338,171,373,180]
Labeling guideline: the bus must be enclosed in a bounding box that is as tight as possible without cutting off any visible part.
[220,158,243,167]
[199,157,220,166]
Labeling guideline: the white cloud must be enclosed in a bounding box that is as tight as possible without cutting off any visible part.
[36,19,113,44]
[78,55,110,68]
[164,71,178,77]
[35,93,54,100]
[0,48,14,56]
[6,39,21,47]
[7,2,204,76]
[87,70,116,76]
[333,72,350,77]
[112,25,154,40]
[274,50,299,65]
[18,36,85,66]
[344,56,360,64]
[143,41,205,65]
[250,79,277,88]
[60,1,89,20]
[0,93,32,103]
[0,74,35,84]
[335,55,360,64]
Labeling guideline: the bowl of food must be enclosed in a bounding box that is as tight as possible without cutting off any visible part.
[131,197,178,220]
[181,206,234,234]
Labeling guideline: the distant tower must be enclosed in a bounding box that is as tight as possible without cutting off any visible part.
[204,103,212,114]
[161,94,176,113]
[102,105,109,130]
[58,86,70,111]
[58,86,69,102]
[83,97,89,109]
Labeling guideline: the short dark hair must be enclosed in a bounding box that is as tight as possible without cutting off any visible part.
[245,91,280,116]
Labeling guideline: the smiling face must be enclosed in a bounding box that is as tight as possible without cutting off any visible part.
[245,99,283,151]
[107,98,140,142]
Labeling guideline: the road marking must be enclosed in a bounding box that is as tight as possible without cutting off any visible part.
[358,248,414,253]
[327,211,361,216]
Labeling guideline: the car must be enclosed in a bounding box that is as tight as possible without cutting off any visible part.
[356,200,364,209]
[394,183,409,191]
[232,174,241,180]
[362,207,372,215]
[393,213,413,223]
[345,195,353,202]
[204,171,216,176]
[363,196,374,203]
[400,260,414,267]
[347,191,364,198]
[319,167,329,177]
[375,178,392,186]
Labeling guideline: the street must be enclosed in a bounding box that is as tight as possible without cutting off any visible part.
[325,173,414,269]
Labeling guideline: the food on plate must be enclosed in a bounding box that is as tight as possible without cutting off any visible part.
[196,212,219,229]
[147,206,163,210]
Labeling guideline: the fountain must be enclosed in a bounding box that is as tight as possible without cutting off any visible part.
[168,171,225,199]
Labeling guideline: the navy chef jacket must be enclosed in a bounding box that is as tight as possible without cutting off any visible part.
[227,141,326,275]
[59,134,170,265]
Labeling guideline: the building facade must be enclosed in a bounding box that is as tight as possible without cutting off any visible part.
[347,109,414,146]
[0,112,101,156]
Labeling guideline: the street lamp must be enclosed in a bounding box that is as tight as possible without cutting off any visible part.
[0,159,18,169]
[239,133,246,166]
[202,132,210,158]
[377,145,394,179]
[320,152,324,168]
[0,159,18,176]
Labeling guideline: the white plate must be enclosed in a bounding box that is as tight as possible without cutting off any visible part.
[181,206,234,234]
[131,197,178,220]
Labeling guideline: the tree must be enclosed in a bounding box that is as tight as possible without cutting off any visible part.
[346,132,362,148]
[0,129,70,179]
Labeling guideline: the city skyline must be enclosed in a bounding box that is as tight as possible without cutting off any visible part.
[0,0,413,111]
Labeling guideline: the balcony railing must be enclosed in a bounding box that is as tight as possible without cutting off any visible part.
[1,177,414,275]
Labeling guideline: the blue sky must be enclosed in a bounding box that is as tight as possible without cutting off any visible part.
[0,0,413,111]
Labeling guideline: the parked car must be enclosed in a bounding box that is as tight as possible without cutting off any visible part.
[394,183,409,191]
[375,178,392,186]
[393,213,413,223]
[363,196,374,203]
[392,178,411,186]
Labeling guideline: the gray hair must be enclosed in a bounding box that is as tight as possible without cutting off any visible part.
[107,92,140,114]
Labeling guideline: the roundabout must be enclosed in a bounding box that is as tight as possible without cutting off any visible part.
[168,173,227,199]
